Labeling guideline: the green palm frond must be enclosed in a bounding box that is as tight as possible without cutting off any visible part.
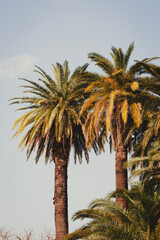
[142,112,160,152]
[124,42,134,69]
[34,65,57,89]
[88,52,114,74]
[52,63,62,87]
[135,59,160,78]
[19,78,51,97]
[112,48,124,70]
[63,60,70,82]
[127,141,160,183]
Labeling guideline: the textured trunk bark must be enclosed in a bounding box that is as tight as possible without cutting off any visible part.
[115,145,128,208]
[115,104,128,209]
[54,152,68,240]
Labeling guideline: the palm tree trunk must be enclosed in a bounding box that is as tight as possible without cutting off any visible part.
[115,104,128,209]
[54,151,69,240]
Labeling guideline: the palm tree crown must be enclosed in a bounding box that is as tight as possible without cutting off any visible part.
[81,42,157,149]
[10,61,89,164]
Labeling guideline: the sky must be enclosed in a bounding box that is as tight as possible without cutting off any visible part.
[1,0,160,238]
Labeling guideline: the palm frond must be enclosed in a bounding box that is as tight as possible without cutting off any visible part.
[130,103,141,127]
[88,52,114,75]
[124,42,134,69]
[121,99,128,124]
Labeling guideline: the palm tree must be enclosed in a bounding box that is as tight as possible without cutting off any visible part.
[127,141,160,186]
[140,62,160,154]
[128,60,160,157]
[10,61,95,240]
[64,181,160,240]
[80,43,159,208]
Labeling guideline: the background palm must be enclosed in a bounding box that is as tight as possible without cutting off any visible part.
[127,141,160,188]
[128,60,160,157]
[10,61,91,240]
[65,180,160,240]
[140,62,160,153]
[80,43,158,207]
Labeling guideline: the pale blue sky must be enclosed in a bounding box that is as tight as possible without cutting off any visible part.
[1,0,160,238]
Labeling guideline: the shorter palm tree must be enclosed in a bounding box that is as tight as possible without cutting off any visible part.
[65,179,160,240]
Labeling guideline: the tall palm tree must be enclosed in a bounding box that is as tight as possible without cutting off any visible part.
[10,61,95,240]
[80,43,159,208]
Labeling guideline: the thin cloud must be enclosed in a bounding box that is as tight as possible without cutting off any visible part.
[0,54,38,80]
